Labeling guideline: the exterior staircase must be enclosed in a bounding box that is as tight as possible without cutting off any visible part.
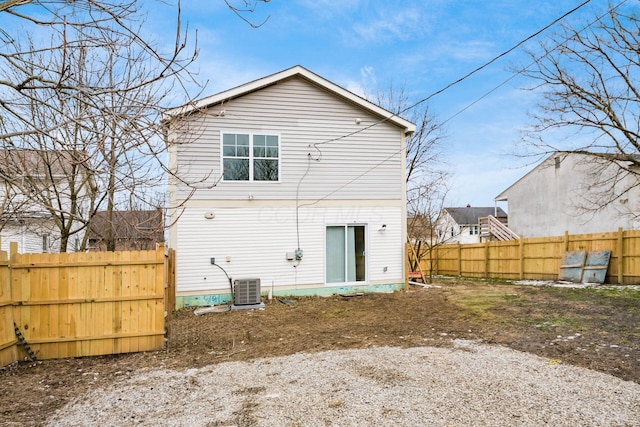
[479,215,519,241]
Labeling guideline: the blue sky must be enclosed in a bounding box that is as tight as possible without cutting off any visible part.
[3,0,611,209]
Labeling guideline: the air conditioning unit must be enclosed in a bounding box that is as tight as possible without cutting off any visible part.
[233,278,261,305]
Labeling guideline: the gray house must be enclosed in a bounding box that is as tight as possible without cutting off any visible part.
[496,152,640,238]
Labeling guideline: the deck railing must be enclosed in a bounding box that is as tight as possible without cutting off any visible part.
[479,215,519,241]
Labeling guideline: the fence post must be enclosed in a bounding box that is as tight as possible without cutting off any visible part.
[563,230,569,252]
[456,242,462,277]
[404,243,410,290]
[617,227,624,284]
[9,242,17,304]
[519,237,525,280]
[9,242,19,364]
[0,237,19,368]
[484,240,490,279]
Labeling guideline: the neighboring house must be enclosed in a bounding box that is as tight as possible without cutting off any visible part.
[496,152,640,238]
[436,206,508,244]
[87,210,164,251]
[164,65,415,307]
[0,149,85,253]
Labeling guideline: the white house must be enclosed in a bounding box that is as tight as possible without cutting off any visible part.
[496,152,640,238]
[164,66,415,308]
[436,206,508,244]
[0,150,86,253]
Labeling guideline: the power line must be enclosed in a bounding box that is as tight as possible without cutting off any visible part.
[441,0,628,127]
[294,0,599,249]
[339,0,624,193]
[313,0,593,148]
[322,0,629,204]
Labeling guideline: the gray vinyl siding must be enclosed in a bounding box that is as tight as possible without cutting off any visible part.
[170,77,404,203]
[501,154,640,237]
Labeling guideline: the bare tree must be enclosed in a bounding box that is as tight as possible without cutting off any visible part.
[406,172,451,283]
[0,1,275,252]
[519,5,640,213]
[224,0,272,28]
[369,84,448,200]
[1,1,197,136]
[0,1,198,251]
[369,84,450,280]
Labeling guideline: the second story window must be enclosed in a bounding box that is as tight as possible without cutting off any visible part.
[222,133,279,181]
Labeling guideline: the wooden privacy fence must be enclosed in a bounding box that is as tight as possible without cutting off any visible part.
[418,228,640,284]
[0,241,176,367]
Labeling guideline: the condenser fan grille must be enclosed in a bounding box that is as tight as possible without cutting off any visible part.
[233,279,261,305]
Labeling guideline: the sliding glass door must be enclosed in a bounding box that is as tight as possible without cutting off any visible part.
[326,225,366,284]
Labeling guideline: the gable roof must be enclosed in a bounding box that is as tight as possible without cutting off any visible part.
[407,215,436,239]
[87,210,164,242]
[163,65,416,135]
[495,153,561,201]
[495,151,640,201]
[443,206,507,226]
[0,149,76,179]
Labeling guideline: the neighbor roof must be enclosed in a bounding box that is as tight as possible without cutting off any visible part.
[443,206,507,225]
[0,149,75,179]
[163,65,416,135]
[495,151,640,201]
[88,210,164,242]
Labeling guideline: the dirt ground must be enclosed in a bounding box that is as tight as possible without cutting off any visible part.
[1,279,639,426]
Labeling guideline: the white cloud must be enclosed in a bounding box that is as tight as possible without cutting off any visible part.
[442,40,497,62]
[345,81,366,97]
[349,7,427,44]
[295,0,362,20]
[359,66,376,87]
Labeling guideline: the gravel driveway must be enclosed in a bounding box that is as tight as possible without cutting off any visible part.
[45,340,640,426]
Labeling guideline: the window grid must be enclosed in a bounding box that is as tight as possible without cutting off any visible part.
[222,132,279,181]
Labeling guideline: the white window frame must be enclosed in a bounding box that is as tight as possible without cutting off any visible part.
[324,223,368,286]
[220,131,281,182]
